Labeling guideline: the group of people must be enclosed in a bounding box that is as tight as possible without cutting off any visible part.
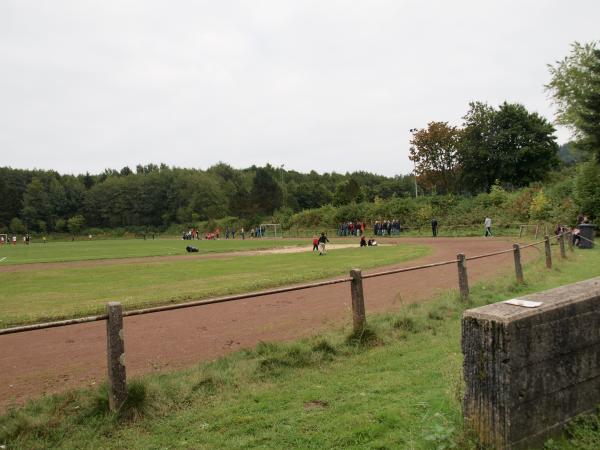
[558,214,592,247]
[185,225,269,241]
[360,236,378,247]
[312,233,330,255]
[336,220,403,237]
[337,221,365,236]
[224,227,244,239]
[182,229,199,240]
[374,220,402,236]
[0,234,30,245]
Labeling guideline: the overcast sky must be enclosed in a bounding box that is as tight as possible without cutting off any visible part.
[1,1,598,177]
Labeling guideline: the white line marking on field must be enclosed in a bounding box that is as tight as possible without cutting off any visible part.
[0,257,7,263]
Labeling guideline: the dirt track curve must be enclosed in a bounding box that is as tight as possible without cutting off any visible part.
[0,237,541,410]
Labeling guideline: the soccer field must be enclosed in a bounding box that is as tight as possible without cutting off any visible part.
[0,237,310,265]
[0,241,430,327]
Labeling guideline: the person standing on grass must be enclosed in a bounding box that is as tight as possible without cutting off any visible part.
[484,217,493,237]
[318,232,329,255]
[431,218,438,237]
[312,235,319,252]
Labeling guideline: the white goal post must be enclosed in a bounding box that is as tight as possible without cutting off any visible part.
[518,224,544,239]
[259,223,282,238]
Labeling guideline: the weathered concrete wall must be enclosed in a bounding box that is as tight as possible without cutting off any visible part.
[462,277,600,449]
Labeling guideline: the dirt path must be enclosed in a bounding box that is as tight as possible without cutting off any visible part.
[0,237,540,410]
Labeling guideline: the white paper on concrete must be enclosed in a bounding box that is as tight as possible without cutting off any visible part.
[504,299,543,308]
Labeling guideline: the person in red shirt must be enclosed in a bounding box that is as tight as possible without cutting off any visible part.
[312,235,319,252]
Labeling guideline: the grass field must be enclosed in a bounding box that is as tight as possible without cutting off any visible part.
[0,243,430,327]
[0,238,314,265]
[2,247,598,448]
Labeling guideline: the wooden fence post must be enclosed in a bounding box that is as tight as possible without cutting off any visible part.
[350,269,366,331]
[566,231,574,252]
[559,234,566,259]
[457,253,469,301]
[519,225,523,238]
[106,302,127,411]
[544,235,552,269]
[513,244,524,284]
[534,225,539,239]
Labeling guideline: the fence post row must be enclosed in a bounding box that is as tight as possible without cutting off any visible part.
[544,235,552,269]
[457,253,469,301]
[106,302,127,411]
[350,269,367,332]
[512,244,524,284]
[558,233,566,259]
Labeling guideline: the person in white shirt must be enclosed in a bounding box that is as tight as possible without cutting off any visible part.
[484,217,492,237]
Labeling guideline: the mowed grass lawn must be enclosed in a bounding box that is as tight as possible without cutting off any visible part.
[0,244,430,327]
[0,238,312,265]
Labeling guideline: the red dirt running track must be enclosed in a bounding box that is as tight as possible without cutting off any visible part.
[0,237,541,410]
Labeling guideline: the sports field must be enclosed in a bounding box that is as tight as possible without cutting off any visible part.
[0,238,430,327]
[0,237,311,265]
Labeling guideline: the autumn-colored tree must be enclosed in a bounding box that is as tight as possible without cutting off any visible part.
[409,122,461,194]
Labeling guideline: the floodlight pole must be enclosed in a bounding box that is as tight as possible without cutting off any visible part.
[280,164,285,208]
[409,128,418,198]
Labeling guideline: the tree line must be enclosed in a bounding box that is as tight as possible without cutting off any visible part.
[0,164,417,234]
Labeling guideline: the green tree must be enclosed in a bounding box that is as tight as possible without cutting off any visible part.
[10,217,26,234]
[250,168,282,214]
[529,190,552,221]
[459,102,559,192]
[409,122,461,194]
[188,175,229,220]
[296,182,333,209]
[55,218,66,232]
[37,220,47,234]
[48,178,67,225]
[333,178,362,206]
[67,215,85,237]
[546,42,600,160]
[573,161,600,220]
[21,177,49,230]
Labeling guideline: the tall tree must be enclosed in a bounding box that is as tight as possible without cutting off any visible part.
[21,177,49,230]
[250,168,282,214]
[459,102,559,192]
[409,122,461,194]
[547,41,600,160]
[333,178,362,205]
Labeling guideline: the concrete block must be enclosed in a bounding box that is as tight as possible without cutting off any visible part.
[462,277,600,448]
